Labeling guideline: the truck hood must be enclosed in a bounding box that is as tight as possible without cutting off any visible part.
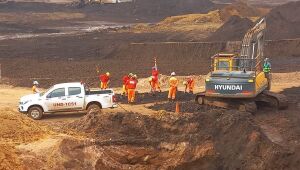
[20,93,40,102]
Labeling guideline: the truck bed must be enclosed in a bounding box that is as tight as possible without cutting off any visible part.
[85,89,113,95]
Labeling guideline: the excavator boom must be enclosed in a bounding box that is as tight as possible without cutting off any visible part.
[240,18,266,71]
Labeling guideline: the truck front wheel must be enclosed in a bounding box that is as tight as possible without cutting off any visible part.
[28,106,43,120]
[87,104,101,114]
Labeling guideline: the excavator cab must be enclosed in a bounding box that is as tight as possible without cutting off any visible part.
[206,53,258,99]
[212,53,238,72]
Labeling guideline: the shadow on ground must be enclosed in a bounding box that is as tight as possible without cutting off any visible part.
[115,91,195,104]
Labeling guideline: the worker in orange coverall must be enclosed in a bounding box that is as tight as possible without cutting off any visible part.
[122,73,133,96]
[184,76,195,94]
[168,72,179,101]
[149,66,161,93]
[99,72,110,89]
[126,74,138,104]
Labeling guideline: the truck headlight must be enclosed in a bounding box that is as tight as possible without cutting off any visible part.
[248,79,254,83]
[21,100,31,105]
[205,78,210,82]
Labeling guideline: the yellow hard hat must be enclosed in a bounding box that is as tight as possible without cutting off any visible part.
[106,72,110,76]
[183,81,187,85]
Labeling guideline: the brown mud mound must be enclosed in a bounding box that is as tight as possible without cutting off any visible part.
[265,1,300,40]
[0,145,22,170]
[208,1,300,41]
[207,15,254,41]
[149,101,220,113]
[0,108,48,143]
[219,1,265,21]
[0,108,51,170]
[66,110,299,169]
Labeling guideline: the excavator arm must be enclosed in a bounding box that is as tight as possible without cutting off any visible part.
[240,18,266,71]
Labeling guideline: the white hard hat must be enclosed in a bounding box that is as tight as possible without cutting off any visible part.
[171,72,176,76]
[264,58,269,62]
[33,81,39,85]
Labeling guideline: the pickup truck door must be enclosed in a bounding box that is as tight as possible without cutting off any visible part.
[65,87,85,110]
[45,87,67,111]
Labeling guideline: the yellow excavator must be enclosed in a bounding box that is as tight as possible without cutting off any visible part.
[196,18,288,112]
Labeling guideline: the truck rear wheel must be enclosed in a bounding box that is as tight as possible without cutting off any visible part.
[28,106,43,120]
[87,104,101,114]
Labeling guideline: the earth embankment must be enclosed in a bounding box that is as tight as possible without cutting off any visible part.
[1,37,299,87]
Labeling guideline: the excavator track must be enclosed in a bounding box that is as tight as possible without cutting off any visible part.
[195,91,288,113]
[195,93,257,113]
[256,91,288,110]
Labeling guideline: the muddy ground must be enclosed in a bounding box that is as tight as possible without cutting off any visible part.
[65,110,293,169]
[0,71,299,169]
[0,33,299,88]
[0,1,299,88]
[0,1,300,169]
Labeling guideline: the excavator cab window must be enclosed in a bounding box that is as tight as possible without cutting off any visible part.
[217,60,230,71]
[213,54,236,72]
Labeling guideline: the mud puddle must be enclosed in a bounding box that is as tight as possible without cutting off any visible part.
[0,21,131,40]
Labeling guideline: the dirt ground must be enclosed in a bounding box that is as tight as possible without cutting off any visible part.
[0,1,300,169]
[0,71,299,169]
[1,36,299,88]
[0,1,299,89]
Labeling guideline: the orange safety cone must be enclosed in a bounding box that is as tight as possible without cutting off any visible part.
[175,102,180,113]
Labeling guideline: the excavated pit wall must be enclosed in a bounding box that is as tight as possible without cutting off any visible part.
[2,38,299,87]
[113,38,300,75]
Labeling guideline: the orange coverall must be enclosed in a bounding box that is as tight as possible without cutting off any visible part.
[150,69,161,92]
[186,78,195,93]
[99,74,110,89]
[122,75,130,95]
[126,78,138,103]
[149,77,161,92]
[168,77,179,100]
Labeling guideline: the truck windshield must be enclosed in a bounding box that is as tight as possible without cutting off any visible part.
[39,86,54,97]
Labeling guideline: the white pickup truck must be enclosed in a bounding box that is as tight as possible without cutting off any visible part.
[19,82,117,120]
